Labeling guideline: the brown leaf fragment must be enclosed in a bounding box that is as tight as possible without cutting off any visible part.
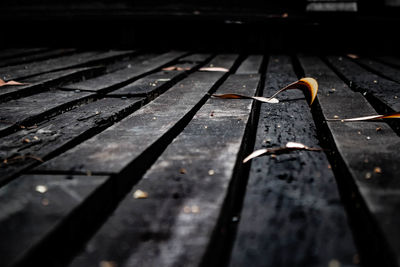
[347,54,359,59]
[0,78,29,87]
[212,93,279,104]
[162,66,191,71]
[266,77,318,105]
[199,67,229,72]
[243,142,322,163]
[327,112,400,122]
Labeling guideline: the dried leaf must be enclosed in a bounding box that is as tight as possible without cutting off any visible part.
[327,112,400,122]
[133,189,148,199]
[267,77,318,105]
[199,67,229,72]
[243,142,322,163]
[162,66,191,71]
[212,93,279,104]
[0,78,29,87]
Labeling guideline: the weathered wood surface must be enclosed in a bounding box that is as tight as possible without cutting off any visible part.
[69,67,261,267]
[353,56,400,84]
[325,56,400,112]
[0,50,134,81]
[0,174,109,267]
[0,90,94,137]
[230,55,356,267]
[0,54,238,267]
[2,50,400,267]
[0,97,144,186]
[0,49,76,68]
[0,66,104,102]
[299,55,400,266]
[236,55,263,74]
[0,48,49,61]
[61,52,187,92]
[35,55,238,175]
[109,54,212,96]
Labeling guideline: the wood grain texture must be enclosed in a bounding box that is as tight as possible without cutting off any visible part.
[0,50,135,81]
[299,55,400,266]
[0,174,109,267]
[0,66,104,102]
[0,97,144,186]
[325,56,400,112]
[61,51,186,92]
[35,55,238,175]
[69,72,261,267]
[0,90,94,137]
[230,55,356,267]
[236,55,263,74]
[0,49,76,68]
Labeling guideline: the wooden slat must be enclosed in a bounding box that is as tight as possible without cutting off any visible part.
[230,55,356,267]
[61,51,187,92]
[69,73,261,267]
[35,55,238,176]
[0,90,94,137]
[0,66,104,102]
[0,50,135,81]
[0,54,239,267]
[108,54,212,96]
[0,97,144,186]
[0,174,109,267]
[299,55,400,266]
[0,49,76,67]
[353,56,400,84]
[373,56,400,69]
[235,55,263,74]
[325,56,400,112]
[0,48,49,61]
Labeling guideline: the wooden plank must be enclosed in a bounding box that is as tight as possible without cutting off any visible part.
[352,56,400,84]
[0,90,94,137]
[0,174,110,267]
[108,54,212,96]
[0,54,238,267]
[69,72,261,267]
[35,54,238,176]
[0,66,104,102]
[230,55,356,267]
[373,56,400,69]
[299,55,400,266]
[0,50,135,81]
[0,48,49,61]
[0,49,76,67]
[235,55,263,74]
[0,97,144,186]
[60,51,187,92]
[325,56,400,112]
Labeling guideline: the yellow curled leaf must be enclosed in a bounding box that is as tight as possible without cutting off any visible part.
[267,77,318,106]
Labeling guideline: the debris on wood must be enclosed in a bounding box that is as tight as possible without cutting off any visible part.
[243,142,322,163]
[0,78,29,87]
[212,78,318,105]
[266,77,318,105]
[133,189,148,199]
[199,67,229,72]
[35,185,48,194]
[327,112,400,122]
[212,93,279,104]
[162,66,191,71]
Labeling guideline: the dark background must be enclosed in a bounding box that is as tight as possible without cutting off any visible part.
[1,0,400,54]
